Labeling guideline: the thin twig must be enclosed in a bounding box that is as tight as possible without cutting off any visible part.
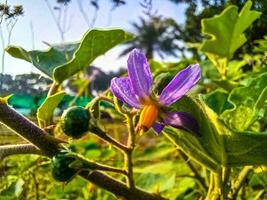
[45,0,65,41]
[90,125,129,153]
[75,155,127,175]
[77,0,90,27]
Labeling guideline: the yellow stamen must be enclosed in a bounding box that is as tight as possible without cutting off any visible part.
[137,104,159,134]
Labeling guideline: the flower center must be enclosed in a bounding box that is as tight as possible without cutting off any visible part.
[137,103,159,133]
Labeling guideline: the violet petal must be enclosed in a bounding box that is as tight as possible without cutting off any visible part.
[127,49,153,99]
[110,77,141,108]
[152,122,165,135]
[163,112,200,136]
[158,64,201,106]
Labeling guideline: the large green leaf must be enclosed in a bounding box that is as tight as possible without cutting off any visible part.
[37,92,65,128]
[6,29,133,82]
[225,131,267,166]
[221,72,267,131]
[164,95,267,169]
[53,29,133,83]
[6,43,79,78]
[165,96,222,171]
[200,0,261,59]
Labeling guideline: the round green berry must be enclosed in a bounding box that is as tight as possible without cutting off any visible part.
[61,106,90,139]
[52,151,77,182]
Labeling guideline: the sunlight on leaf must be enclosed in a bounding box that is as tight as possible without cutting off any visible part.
[200,0,261,59]
[37,92,65,128]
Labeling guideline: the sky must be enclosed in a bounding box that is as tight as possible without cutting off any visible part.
[0,0,187,76]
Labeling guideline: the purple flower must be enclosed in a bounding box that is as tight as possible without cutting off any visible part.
[110,49,201,136]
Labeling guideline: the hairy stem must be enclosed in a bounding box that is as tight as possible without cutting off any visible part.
[0,103,61,157]
[0,144,42,160]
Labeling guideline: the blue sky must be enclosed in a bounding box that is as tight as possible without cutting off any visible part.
[1,0,187,75]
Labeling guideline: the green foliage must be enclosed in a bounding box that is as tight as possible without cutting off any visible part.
[0,178,24,199]
[165,95,267,169]
[6,43,79,78]
[53,29,133,83]
[37,92,65,128]
[2,1,267,199]
[221,72,267,131]
[200,1,261,59]
[203,89,232,115]
[200,1,261,76]
[6,29,133,83]
[60,106,90,139]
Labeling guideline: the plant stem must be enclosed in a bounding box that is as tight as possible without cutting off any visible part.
[205,172,215,200]
[0,102,166,200]
[228,166,253,199]
[0,144,42,160]
[214,168,223,199]
[75,155,127,175]
[90,125,129,153]
[85,94,114,110]
[0,103,61,157]
[80,171,167,200]
[89,163,127,175]
[124,113,135,189]
[222,167,231,197]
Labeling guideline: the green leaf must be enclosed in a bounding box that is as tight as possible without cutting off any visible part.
[136,172,176,192]
[6,43,79,78]
[221,72,267,131]
[165,95,267,168]
[203,89,232,115]
[37,92,65,128]
[226,131,267,166]
[227,60,247,80]
[200,0,261,59]
[165,96,221,171]
[53,29,134,83]
[134,161,176,174]
[0,178,24,197]
[168,178,196,200]
[6,29,133,82]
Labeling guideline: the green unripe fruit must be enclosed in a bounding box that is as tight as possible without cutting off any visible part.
[52,151,77,182]
[61,106,90,139]
[153,72,174,94]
